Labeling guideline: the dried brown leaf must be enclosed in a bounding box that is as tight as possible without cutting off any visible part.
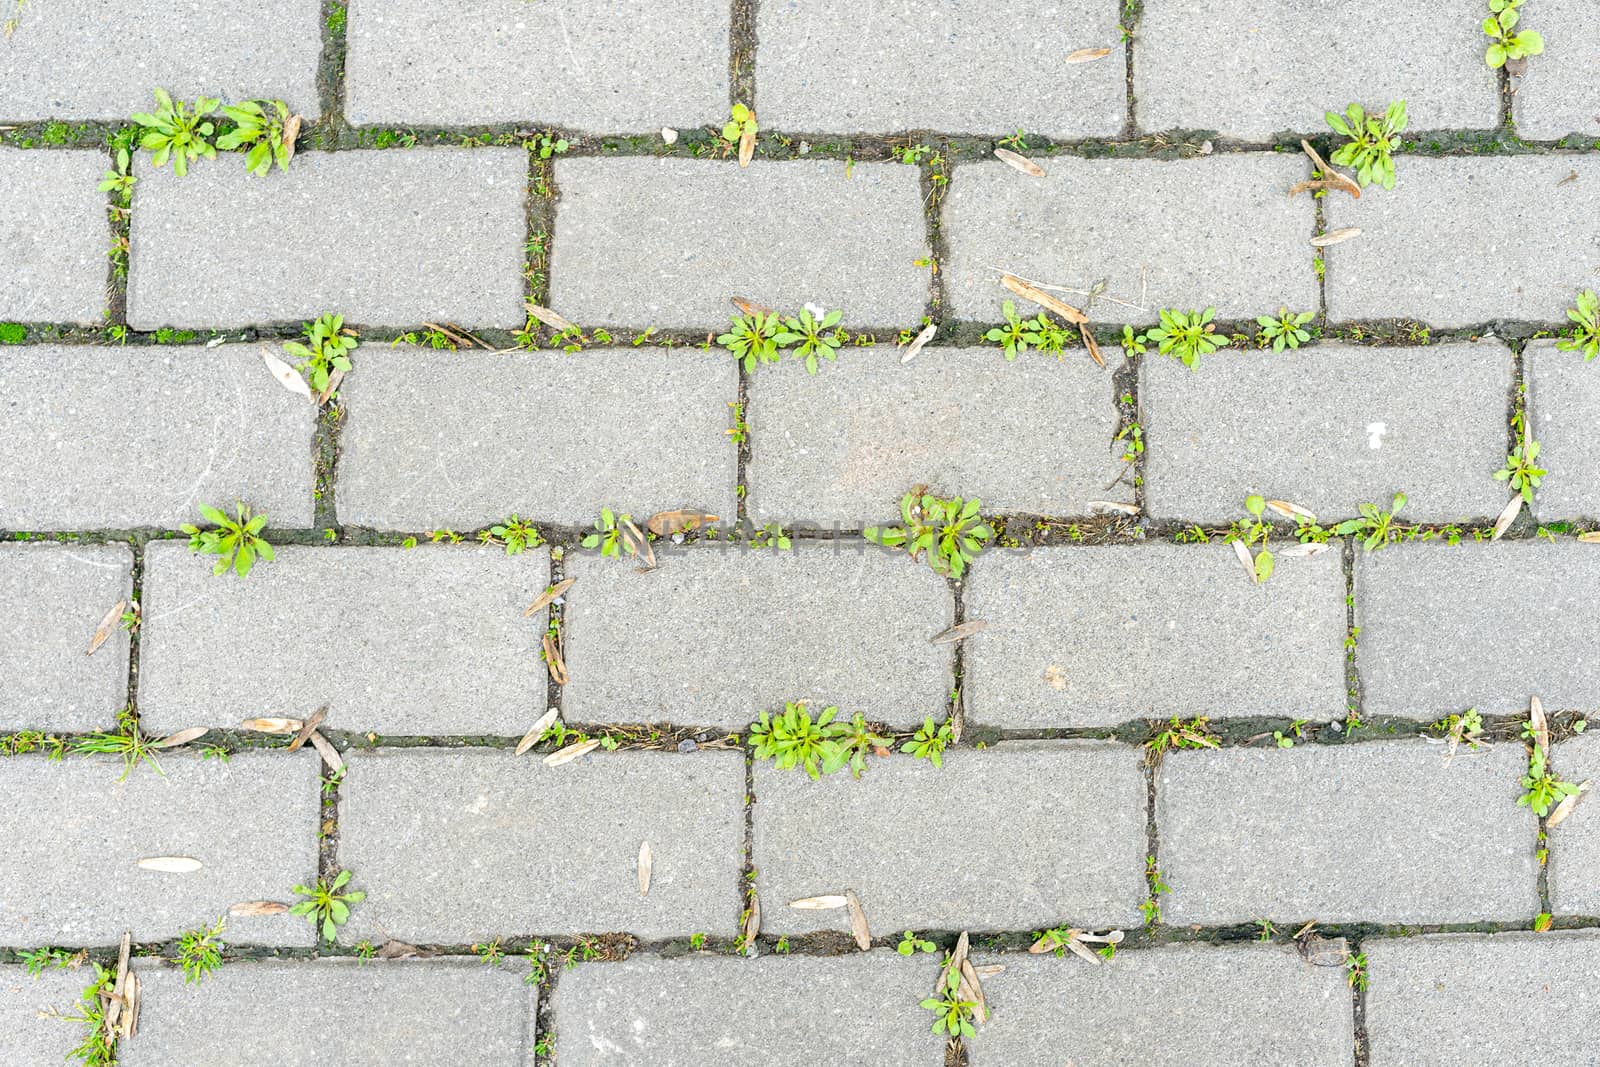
[994,148,1045,178]
[931,620,989,645]
[151,727,208,750]
[1278,542,1329,559]
[1000,272,1087,323]
[788,894,848,910]
[240,717,302,734]
[1266,500,1318,522]
[620,518,656,571]
[314,367,344,407]
[1078,322,1106,367]
[281,114,302,166]
[122,970,139,1039]
[638,841,653,896]
[959,958,990,1023]
[1298,139,1361,198]
[525,577,577,616]
[1065,47,1113,63]
[287,706,327,753]
[228,900,289,917]
[975,964,1005,977]
[544,737,600,766]
[1492,494,1523,541]
[845,890,871,951]
[1063,934,1103,965]
[86,600,126,656]
[543,633,569,685]
[742,893,762,947]
[900,322,937,364]
[731,295,773,317]
[738,122,756,168]
[1233,539,1258,583]
[516,708,561,756]
[137,856,202,873]
[1309,227,1361,247]
[104,933,130,1036]
[647,511,719,537]
[261,348,312,401]
[524,302,576,333]
[1557,170,1578,187]
[1087,499,1140,515]
[376,940,428,959]
[307,729,343,774]
[1546,779,1592,828]
[1530,695,1550,757]
[938,931,971,996]
[1580,532,1600,544]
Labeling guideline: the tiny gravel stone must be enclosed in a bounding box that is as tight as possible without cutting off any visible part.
[1510,0,1600,140]
[755,742,1146,936]
[0,542,131,732]
[0,967,93,1064]
[338,748,743,943]
[1549,732,1600,916]
[1158,741,1537,924]
[1525,339,1600,522]
[966,944,1354,1066]
[1364,932,1600,1065]
[0,149,111,325]
[337,346,738,529]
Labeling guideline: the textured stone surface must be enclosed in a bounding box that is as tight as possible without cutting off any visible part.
[966,944,1354,1066]
[0,751,319,947]
[0,967,93,1064]
[137,543,549,735]
[745,347,1127,526]
[0,149,110,324]
[549,157,928,329]
[0,1,321,120]
[1365,932,1600,1065]
[551,954,941,1067]
[1144,341,1513,523]
[0,542,131,732]
[1135,0,1496,139]
[963,544,1347,728]
[1325,156,1600,326]
[755,742,1145,936]
[1158,742,1537,924]
[122,959,535,1066]
[0,345,316,529]
[757,0,1125,137]
[944,155,1316,324]
[338,346,738,529]
[1549,732,1600,916]
[561,545,954,728]
[1511,0,1600,140]
[1357,541,1600,717]
[339,748,743,942]
[1526,339,1600,521]
[345,0,727,130]
[127,149,528,329]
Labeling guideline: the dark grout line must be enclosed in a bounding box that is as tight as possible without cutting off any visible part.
[316,0,349,137]
[1121,0,1140,140]
[1342,539,1365,727]
[729,0,759,113]
[733,362,753,526]
[1350,932,1370,1067]
[121,539,147,729]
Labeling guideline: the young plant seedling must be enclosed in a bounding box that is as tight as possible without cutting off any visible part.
[984,299,1046,361]
[98,148,136,198]
[921,967,976,1039]
[183,502,274,577]
[59,963,118,1067]
[864,492,994,578]
[1325,101,1407,190]
[581,507,630,558]
[72,709,162,781]
[175,917,226,985]
[283,313,357,392]
[489,513,542,555]
[836,712,892,779]
[1495,414,1546,505]
[1559,290,1599,361]
[1345,951,1369,991]
[776,307,844,373]
[718,311,782,372]
[1331,492,1408,552]
[290,869,365,942]
[748,702,848,780]
[1520,723,1578,818]
[897,930,937,955]
[216,99,297,176]
[1255,309,1315,351]
[901,717,954,768]
[1229,495,1275,583]
[721,103,758,166]
[1483,0,1543,69]
[1147,308,1228,369]
[131,88,218,176]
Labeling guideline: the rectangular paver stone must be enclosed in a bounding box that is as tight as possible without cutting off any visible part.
[1549,732,1600,916]
[944,155,1316,324]
[1144,341,1513,524]
[1135,0,1496,140]
[745,348,1127,526]
[0,968,94,1065]
[1526,339,1600,522]
[127,149,528,330]
[122,959,534,1066]
[338,346,738,529]
[1365,933,1600,1066]
[757,0,1125,137]
[0,148,110,324]
[1326,156,1600,326]
[966,944,1354,1066]
[1,345,316,529]
[755,742,1146,936]
[1158,742,1537,924]
[0,1,320,121]
[0,542,130,732]
[963,544,1347,727]
[1357,541,1600,717]
[549,157,928,329]
[561,545,953,728]
[339,748,743,942]
[137,543,549,735]
[0,751,319,946]
[1511,0,1600,140]
[345,0,727,130]
[552,955,941,1067]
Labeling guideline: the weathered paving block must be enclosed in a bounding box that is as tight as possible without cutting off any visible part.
[1526,339,1600,521]
[338,346,738,529]
[944,154,1316,325]
[1549,732,1600,916]
[0,149,110,324]
[549,158,927,329]
[339,748,743,942]
[757,0,1125,137]
[963,544,1347,728]
[0,751,319,947]
[122,959,534,1065]
[1325,156,1600,326]
[965,944,1354,1066]
[1365,932,1600,1065]
[1511,0,1600,140]
[755,742,1146,937]
[0,1,320,121]
[0,542,131,732]
[0,967,92,1064]
[745,348,1127,526]
[0,346,316,530]
[137,544,548,735]
[1135,0,1496,140]
[1143,341,1513,524]
[1357,541,1600,717]
[561,545,953,729]
[1158,742,1537,924]
[552,955,940,1067]
[345,0,727,130]
[127,149,527,330]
